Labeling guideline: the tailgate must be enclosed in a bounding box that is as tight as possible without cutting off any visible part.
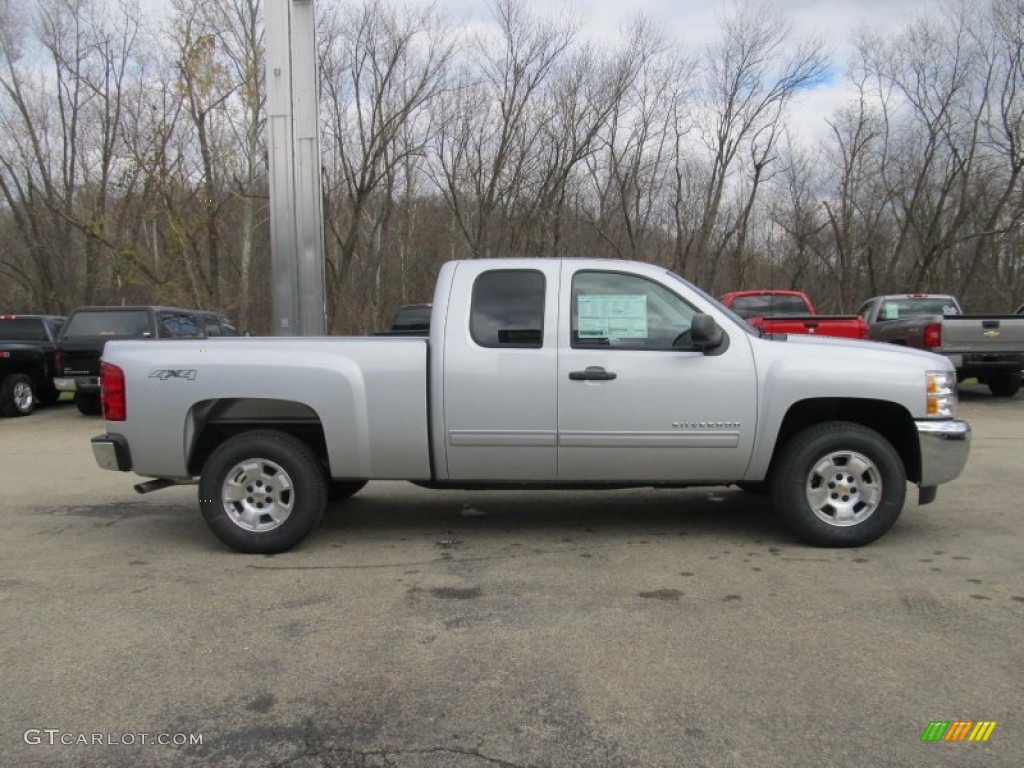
[942,316,1024,353]
[58,338,106,376]
[758,315,867,338]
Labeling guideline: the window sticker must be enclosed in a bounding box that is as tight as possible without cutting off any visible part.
[577,294,648,338]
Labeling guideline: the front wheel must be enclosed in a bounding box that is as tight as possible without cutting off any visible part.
[987,373,1021,398]
[0,373,37,416]
[771,422,906,547]
[199,430,327,553]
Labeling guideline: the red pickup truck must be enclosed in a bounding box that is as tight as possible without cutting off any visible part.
[720,290,869,340]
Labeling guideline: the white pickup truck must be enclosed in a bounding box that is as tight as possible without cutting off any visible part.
[91,259,970,553]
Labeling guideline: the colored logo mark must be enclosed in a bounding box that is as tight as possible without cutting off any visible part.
[920,720,997,742]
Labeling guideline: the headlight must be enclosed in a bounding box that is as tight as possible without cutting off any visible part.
[926,371,957,417]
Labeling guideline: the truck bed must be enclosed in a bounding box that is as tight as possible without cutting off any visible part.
[104,337,432,480]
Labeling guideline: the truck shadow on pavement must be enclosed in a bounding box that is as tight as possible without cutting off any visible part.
[315,486,788,548]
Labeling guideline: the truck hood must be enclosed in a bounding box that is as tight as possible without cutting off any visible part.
[778,333,951,367]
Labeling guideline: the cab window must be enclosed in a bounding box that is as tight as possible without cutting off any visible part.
[571,271,699,350]
[159,313,204,338]
[470,270,545,348]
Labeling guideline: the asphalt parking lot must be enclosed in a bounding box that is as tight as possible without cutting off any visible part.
[1,386,1022,767]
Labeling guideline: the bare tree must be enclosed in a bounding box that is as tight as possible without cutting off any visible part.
[430,0,575,258]
[682,0,829,292]
[319,0,453,331]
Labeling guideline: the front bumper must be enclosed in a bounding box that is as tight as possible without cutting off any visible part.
[91,434,132,472]
[916,419,971,489]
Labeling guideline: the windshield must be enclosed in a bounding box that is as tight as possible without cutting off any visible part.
[663,271,757,336]
[878,297,959,320]
[729,294,809,318]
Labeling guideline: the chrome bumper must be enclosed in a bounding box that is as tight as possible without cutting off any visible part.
[916,419,971,489]
[55,375,99,393]
[91,434,132,472]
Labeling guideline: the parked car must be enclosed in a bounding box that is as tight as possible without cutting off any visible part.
[719,290,869,339]
[55,306,216,415]
[91,258,970,554]
[857,294,1024,397]
[0,314,64,416]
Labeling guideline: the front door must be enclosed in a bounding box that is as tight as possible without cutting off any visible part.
[557,265,757,482]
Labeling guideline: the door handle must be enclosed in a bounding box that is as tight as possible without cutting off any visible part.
[569,366,617,381]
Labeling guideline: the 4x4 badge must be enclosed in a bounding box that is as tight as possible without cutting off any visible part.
[149,369,197,381]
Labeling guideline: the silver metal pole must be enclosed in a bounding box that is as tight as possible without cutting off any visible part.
[265,0,326,336]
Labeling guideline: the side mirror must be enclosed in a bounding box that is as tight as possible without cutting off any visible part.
[691,314,724,351]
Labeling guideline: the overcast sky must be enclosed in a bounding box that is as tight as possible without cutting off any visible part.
[444,0,940,144]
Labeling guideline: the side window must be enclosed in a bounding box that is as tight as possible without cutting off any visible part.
[159,313,204,338]
[856,302,872,321]
[470,270,545,348]
[572,271,699,350]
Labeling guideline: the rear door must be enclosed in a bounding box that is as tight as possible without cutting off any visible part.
[440,261,560,481]
[556,264,757,482]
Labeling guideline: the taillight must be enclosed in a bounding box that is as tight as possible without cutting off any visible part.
[100,362,126,421]
[923,323,941,347]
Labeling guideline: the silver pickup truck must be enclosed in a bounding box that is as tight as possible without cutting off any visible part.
[91,259,971,553]
[857,294,1024,397]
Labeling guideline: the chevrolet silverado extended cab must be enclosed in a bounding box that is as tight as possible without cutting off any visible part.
[91,259,971,553]
[0,314,64,416]
[857,294,1024,397]
[720,290,868,339]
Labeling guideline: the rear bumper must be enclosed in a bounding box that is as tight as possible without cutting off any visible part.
[91,434,132,472]
[55,376,99,393]
[916,419,971,489]
[947,353,1024,376]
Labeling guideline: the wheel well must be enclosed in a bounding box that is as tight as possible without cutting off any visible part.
[772,398,921,483]
[187,398,328,476]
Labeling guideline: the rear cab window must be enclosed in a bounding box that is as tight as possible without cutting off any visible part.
[0,317,49,341]
[63,310,151,337]
[730,294,808,318]
[470,270,545,348]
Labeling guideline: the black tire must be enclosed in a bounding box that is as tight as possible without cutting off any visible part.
[771,421,906,547]
[327,479,368,503]
[0,373,37,416]
[987,374,1021,398]
[75,392,102,415]
[199,430,328,554]
[39,384,61,406]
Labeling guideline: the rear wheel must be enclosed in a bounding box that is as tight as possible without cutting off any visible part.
[328,479,368,502]
[199,430,327,554]
[987,373,1021,398]
[75,392,102,415]
[0,373,37,416]
[771,421,906,547]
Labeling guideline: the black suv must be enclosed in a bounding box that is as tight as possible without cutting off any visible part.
[55,306,230,415]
